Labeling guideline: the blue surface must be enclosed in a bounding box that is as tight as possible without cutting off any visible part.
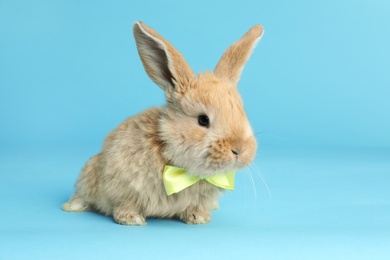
[1,0,390,259]
[1,146,389,259]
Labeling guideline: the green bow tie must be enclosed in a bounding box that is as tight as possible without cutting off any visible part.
[163,165,236,195]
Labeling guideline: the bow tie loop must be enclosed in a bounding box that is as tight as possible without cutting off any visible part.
[163,165,236,195]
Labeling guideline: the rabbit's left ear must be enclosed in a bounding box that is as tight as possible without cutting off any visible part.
[214,25,264,85]
[133,22,195,94]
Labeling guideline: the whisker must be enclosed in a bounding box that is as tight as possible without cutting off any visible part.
[253,130,290,142]
[244,167,257,204]
[260,133,290,142]
[254,131,262,137]
[249,163,272,199]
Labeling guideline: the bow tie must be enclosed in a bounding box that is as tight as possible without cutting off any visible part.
[163,165,236,195]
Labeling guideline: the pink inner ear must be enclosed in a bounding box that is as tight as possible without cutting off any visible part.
[133,22,195,94]
[134,23,175,90]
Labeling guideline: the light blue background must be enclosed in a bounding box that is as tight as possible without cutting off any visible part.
[1,0,389,259]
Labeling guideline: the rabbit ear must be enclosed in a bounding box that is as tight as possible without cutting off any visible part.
[214,25,264,85]
[133,22,195,93]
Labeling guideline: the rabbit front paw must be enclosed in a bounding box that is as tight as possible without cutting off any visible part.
[113,211,146,226]
[182,211,211,225]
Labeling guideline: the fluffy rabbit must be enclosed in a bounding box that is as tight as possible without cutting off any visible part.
[63,21,264,225]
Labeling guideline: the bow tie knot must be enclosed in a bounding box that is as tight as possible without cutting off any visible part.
[163,165,236,195]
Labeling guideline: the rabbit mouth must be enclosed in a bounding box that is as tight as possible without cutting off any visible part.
[200,138,256,175]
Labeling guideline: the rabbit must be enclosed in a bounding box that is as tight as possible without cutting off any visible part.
[62,21,264,225]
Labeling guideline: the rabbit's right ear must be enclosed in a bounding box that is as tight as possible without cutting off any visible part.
[133,22,195,94]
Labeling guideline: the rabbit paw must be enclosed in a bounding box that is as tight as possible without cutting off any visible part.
[114,212,146,226]
[62,198,89,212]
[183,211,211,225]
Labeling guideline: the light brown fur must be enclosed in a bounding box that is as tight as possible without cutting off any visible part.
[63,22,264,225]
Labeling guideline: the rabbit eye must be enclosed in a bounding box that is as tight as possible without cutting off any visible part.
[198,114,210,128]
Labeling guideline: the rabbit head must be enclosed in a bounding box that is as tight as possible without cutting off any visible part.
[133,22,263,176]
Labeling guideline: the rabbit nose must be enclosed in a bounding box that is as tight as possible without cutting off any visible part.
[231,149,239,155]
